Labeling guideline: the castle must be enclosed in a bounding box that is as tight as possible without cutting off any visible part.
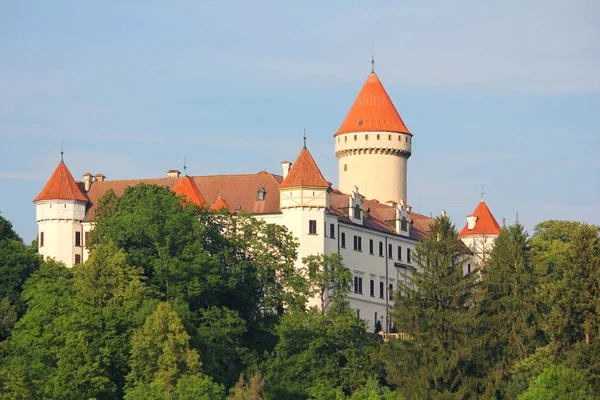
[33,65,501,332]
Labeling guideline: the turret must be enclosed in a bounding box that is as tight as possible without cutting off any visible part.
[33,157,88,268]
[458,197,502,270]
[334,64,412,204]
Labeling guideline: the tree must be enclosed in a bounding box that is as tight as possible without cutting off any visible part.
[303,253,353,311]
[228,372,264,400]
[125,302,222,398]
[477,223,543,394]
[385,215,482,398]
[264,303,378,399]
[518,365,595,400]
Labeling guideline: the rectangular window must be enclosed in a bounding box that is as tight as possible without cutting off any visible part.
[388,243,393,259]
[401,217,408,231]
[341,232,346,248]
[84,231,90,246]
[75,231,81,247]
[369,239,374,254]
[309,220,317,235]
[397,246,402,260]
[370,279,375,297]
[407,248,411,263]
[40,232,44,247]
[353,276,363,294]
[358,236,362,251]
[389,283,394,300]
[379,241,383,257]
[379,281,384,298]
[353,235,358,250]
[330,223,335,238]
[75,254,81,265]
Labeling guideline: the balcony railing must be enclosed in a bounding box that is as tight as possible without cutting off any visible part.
[379,332,411,341]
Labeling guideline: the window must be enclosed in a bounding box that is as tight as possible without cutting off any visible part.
[401,217,408,231]
[256,187,266,201]
[370,279,375,297]
[467,263,471,274]
[353,204,361,219]
[344,164,347,171]
[379,241,383,257]
[369,239,374,254]
[341,232,346,248]
[407,248,411,263]
[379,281,384,298]
[353,276,363,294]
[353,235,362,251]
[354,135,357,141]
[365,134,369,140]
[377,134,380,140]
[75,231,81,247]
[330,223,335,238]
[40,232,44,247]
[389,283,394,300]
[344,136,347,142]
[75,254,81,265]
[85,231,90,246]
[309,220,317,235]
[388,135,391,140]
[388,243,393,259]
[397,246,402,260]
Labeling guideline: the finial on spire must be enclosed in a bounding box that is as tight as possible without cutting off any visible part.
[303,128,307,149]
[371,45,375,73]
[183,156,187,177]
[60,143,64,163]
[480,185,484,202]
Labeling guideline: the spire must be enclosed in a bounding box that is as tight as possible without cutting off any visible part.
[60,143,64,163]
[335,71,411,136]
[481,185,484,202]
[183,156,187,177]
[33,161,88,202]
[279,146,329,189]
[458,200,502,237]
[303,128,307,149]
[371,45,375,73]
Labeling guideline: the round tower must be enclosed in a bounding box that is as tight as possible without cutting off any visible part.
[33,158,88,268]
[334,68,412,204]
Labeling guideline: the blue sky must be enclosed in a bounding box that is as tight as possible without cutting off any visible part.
[1,0,598,242]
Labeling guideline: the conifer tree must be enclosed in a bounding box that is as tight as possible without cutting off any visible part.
[477,223,542,395]
[385,215,481,398]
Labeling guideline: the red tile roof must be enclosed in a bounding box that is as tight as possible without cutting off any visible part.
[335,72,411,136]
[33,162,88,202]
[172,176,206,207]
[210,196,232,212]
[83,172,283,221]
[279,147,329,189]
[458,201,501,237]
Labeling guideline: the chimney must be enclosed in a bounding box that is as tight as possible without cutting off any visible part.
[406,205,412,213]
[281,161,292,179]
[167,170,181,179]
[94,174,106,182]
[83,173,93,191]
[467,215,478,230]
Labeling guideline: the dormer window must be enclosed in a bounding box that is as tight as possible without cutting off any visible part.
[256,187,266,201]
[401,217,408,231]
[353,204,361,219]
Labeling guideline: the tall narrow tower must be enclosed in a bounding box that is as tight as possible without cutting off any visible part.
[334,67,412,204]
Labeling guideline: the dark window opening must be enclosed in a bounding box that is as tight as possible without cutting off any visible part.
[379,241,383,257]
[370,280,375,297]
[309,220,317,235]
[341,232,346,248]
[397,246,402,260]
[353,235,362,251]
[388,243,393,259]
[369,239,374,254]
[379,281,384,299]
[467,263,471,274]
[256,187,266,201]
[407,248,411,263]
[401,217,408,231]
[353,204,361,219]
[389,283,394,300]
[75,231,81,247]
[330,223,335,238]
[75,254,81,265]
[354,276,363,294]
[40,232,44,247]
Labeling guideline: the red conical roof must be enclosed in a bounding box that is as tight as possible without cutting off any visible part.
[210,196,232,212]
[172,176,206,207]
[279,147,329,189]
[33,162,87,202]
[335,72,411,136]
[458,201,502,237]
